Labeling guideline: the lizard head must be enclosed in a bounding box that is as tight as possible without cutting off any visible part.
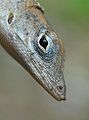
[31,28,66,101]
[0,0,66,101]
[22,6,66,101]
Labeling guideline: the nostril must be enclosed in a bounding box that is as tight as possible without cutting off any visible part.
[8,12,14,24]
[59,85,63,90]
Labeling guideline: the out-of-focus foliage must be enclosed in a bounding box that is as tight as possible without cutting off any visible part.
[39,0,89,23]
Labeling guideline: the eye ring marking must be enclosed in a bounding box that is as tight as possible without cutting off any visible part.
[38,33,53,53]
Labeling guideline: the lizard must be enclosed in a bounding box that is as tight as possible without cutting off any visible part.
[0,0,66,101]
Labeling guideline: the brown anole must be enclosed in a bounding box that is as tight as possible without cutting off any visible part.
[0,0,66,101]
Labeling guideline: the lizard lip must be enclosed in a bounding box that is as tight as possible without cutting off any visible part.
[55,95,66,101]
[60,95,66,100]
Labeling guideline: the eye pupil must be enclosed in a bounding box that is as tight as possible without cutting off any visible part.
[39,35,48,50]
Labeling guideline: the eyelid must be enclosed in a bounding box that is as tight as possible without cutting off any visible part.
[38,33,46,53]
[45,35,53,50]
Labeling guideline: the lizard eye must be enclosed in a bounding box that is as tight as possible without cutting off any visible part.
[34,32,58,61]
[39,35,48,50]
[38,33,53,53]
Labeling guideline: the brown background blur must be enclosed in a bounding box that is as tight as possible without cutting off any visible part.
[0,0,89,120]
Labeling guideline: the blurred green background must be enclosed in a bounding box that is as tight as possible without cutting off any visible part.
[0,0,89,120]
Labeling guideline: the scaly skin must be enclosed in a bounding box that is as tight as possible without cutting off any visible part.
[0,0,66,101]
